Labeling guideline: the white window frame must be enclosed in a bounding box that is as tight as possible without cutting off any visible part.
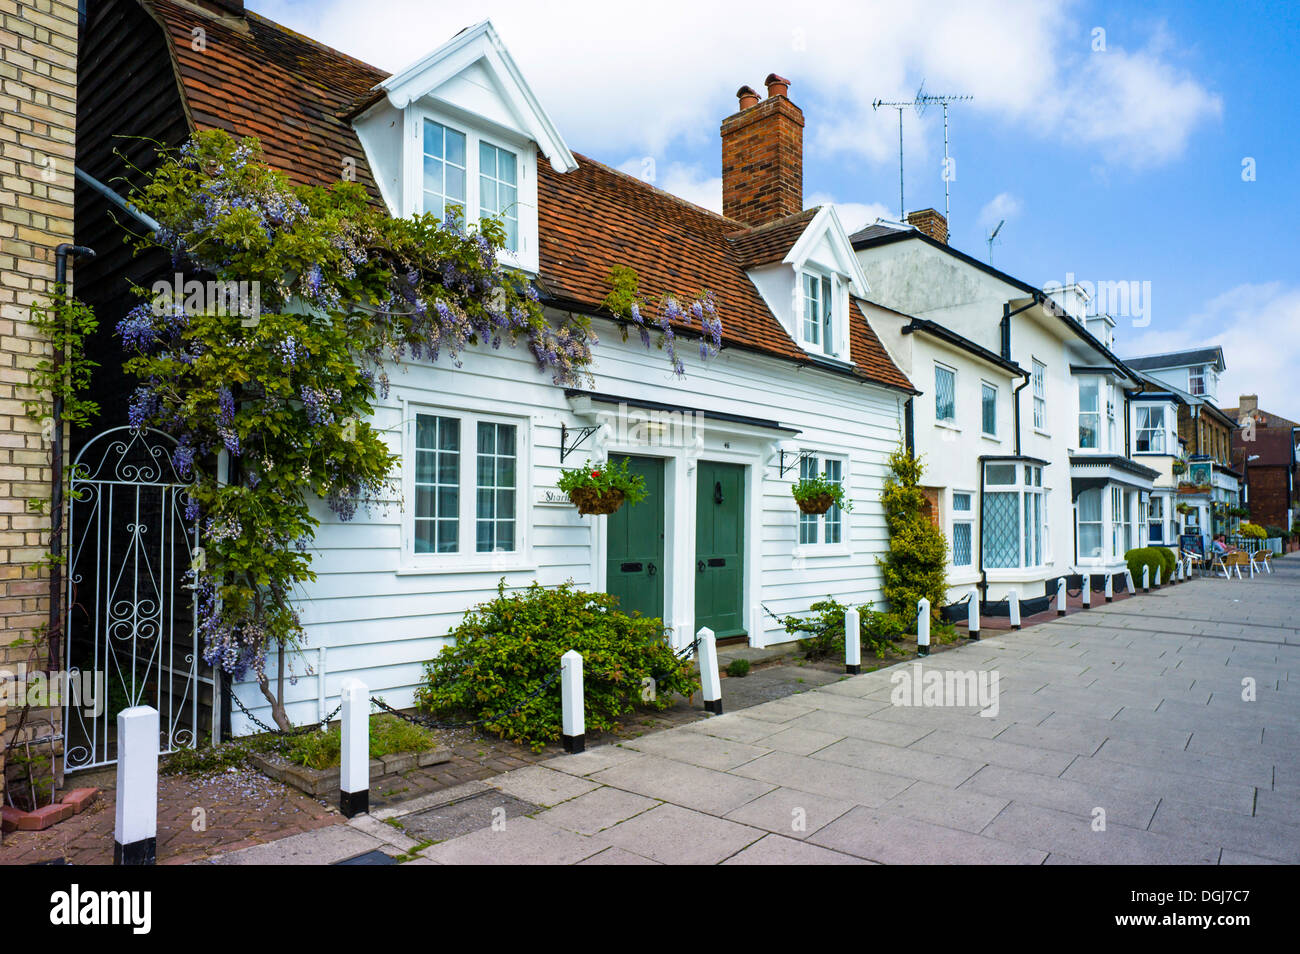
[1077,487,1104,561]
[1135,405,1166,454]
[1188,365,1206,396]
[401,403,531,571]
[795,451,849,554]
[934,361,957,425]
[950,490,974,567]
[405,104,538,272]
[1032,359,1047,433]
[980,381,998,438]
[1077,376,1101,450]
[799,269,841,358]
[982,462,1047,569]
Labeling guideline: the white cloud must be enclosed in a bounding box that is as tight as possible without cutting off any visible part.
[805,193,894,235]
[978,192,1022,228]
[1122,282,1300,425]
[253,0,1221,172]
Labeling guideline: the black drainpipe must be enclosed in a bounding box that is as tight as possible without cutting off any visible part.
[904,397,915,455]
[47,243,96,673]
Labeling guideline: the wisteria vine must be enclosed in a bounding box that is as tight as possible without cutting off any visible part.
[118,131,721,729]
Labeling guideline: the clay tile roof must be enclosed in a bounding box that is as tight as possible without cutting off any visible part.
[139,0,912,393]
[726,208,819,268]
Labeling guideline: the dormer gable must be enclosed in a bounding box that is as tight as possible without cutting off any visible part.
[737,204,869,364]
[352,20,576,274]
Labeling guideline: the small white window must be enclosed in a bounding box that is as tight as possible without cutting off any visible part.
[479,141,519,251]
[801,272,835,354]
[951,491,973,566]
[934,364,956,422]
[1136,406,1165,453]
[798,453,846,546]
[1032,359,1047,431]
[981,382,997,436]
[1189,365,1206,396]
[1078,378,1100,449]
[422,119,467,221]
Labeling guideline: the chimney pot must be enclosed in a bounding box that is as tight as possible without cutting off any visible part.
[721,76,804,226]
[736,85,760,110]
[764,73,791,98]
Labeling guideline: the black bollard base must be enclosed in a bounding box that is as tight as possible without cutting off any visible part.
[114,838,156,866]
[562,733,585,754]
[846,664,860,675]
[340,789,368,819]
[967,630,980,641]
[704,699,723,715]
[918,645,930,656]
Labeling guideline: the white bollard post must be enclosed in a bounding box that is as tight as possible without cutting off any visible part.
[561,649,585,753]
[1081,573,1091,608]
[1105,573,1114,603]
[1056,577,1067,616]
[967,587,980,641]
[114,706,159,865]
[1125,568,1135,594]
[1142,564,1150,591]
[917,598,931,656]
[1008,590,1021,629]
[339,678,369,818]
[845,608,861,675]
[1155,565,1162,587]
[697,627,723,714]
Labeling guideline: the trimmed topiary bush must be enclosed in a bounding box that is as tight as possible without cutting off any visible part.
[878,448,948,630]
[1124,547,1165,586]
[416,581,698,750]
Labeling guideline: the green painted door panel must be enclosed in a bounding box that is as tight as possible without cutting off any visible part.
[695,461,745,639]
[605,455,664,621]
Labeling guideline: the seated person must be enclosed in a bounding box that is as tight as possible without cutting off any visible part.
[1210,534,1237,556]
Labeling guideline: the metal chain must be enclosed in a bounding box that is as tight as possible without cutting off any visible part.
[230,691,341,736]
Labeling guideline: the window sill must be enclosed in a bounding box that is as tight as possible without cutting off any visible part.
[792,543,851,559]
[980,433,1000,443]
[1033,428,1052,439]
[397,559,537,577]
[935,420,961,432]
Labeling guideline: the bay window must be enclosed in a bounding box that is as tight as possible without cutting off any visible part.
[1078,378,1100,449]
[982,462,1046,569]
[1135,406,1166,453]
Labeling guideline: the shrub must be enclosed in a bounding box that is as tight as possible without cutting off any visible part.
[415,581,698,750]
[726,658,751,678]
[1153,546,1177,579]
[1237,522,1267,540]
[1124,547,1165,585]
[781,597,903,660]
[878,448,948,630]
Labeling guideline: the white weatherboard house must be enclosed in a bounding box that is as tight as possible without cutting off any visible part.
[851,215,1157,609]
[152,17,919,730]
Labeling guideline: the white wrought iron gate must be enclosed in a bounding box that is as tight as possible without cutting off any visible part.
[62,427,209,772]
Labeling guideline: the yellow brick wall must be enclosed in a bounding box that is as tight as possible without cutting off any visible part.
[1,0,79,827]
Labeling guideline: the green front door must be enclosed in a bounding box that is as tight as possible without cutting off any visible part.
[695,461,745,639]
[605,455,665,621]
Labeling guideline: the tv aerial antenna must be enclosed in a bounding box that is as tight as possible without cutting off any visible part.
[986,219,1004,265]
[871,81,926,221]
[916,90,973,229]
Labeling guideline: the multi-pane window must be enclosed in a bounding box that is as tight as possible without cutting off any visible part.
[422,119,467,221]
[1032,359,1046,431]
[981,383,997,436]
[934,364,956,422]
[982,462,1044,568]
[1148,495,1164,544]
[1078,378,1100,449]
[798,454,845,546]
[413,412,521,558]
[951,492,973,566]
[1188,365,1206,395]
[414,415,460,554]
[1135,406,1165,453]
[1077,488,1103,559]
[801,273,834,353]
[478,141,519,251]
[1123,491,1133,553]
[475,422,517,552]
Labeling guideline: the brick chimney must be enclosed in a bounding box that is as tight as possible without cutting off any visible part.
[721,73,804,227]
[906,208,948,244]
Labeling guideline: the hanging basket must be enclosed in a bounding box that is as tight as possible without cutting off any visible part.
[569,486,626,516]
[795,493,836,516]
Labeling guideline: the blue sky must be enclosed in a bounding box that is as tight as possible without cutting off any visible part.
[258,0,1300,422]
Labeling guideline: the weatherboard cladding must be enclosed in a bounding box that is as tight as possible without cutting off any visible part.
[139,0,912,393]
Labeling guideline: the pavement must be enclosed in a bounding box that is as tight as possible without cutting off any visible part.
[208,555,1300,865]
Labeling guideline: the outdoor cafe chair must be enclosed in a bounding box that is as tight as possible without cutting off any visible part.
[1251,549,1273,575]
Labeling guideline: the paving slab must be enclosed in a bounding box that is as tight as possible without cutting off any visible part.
[730,750,913,806]
[589,753,776,814]
[981,802,1220,865]
[595,803,764,865]
[808,805,1047,865]
[533,786,660,836]
[418,815,604,865]
[721,785,856,840]
[721,833,869,865]
[485,765,599,807]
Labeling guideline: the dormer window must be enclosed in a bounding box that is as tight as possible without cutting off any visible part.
[801,271,836,355]
[422,120,467,221]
